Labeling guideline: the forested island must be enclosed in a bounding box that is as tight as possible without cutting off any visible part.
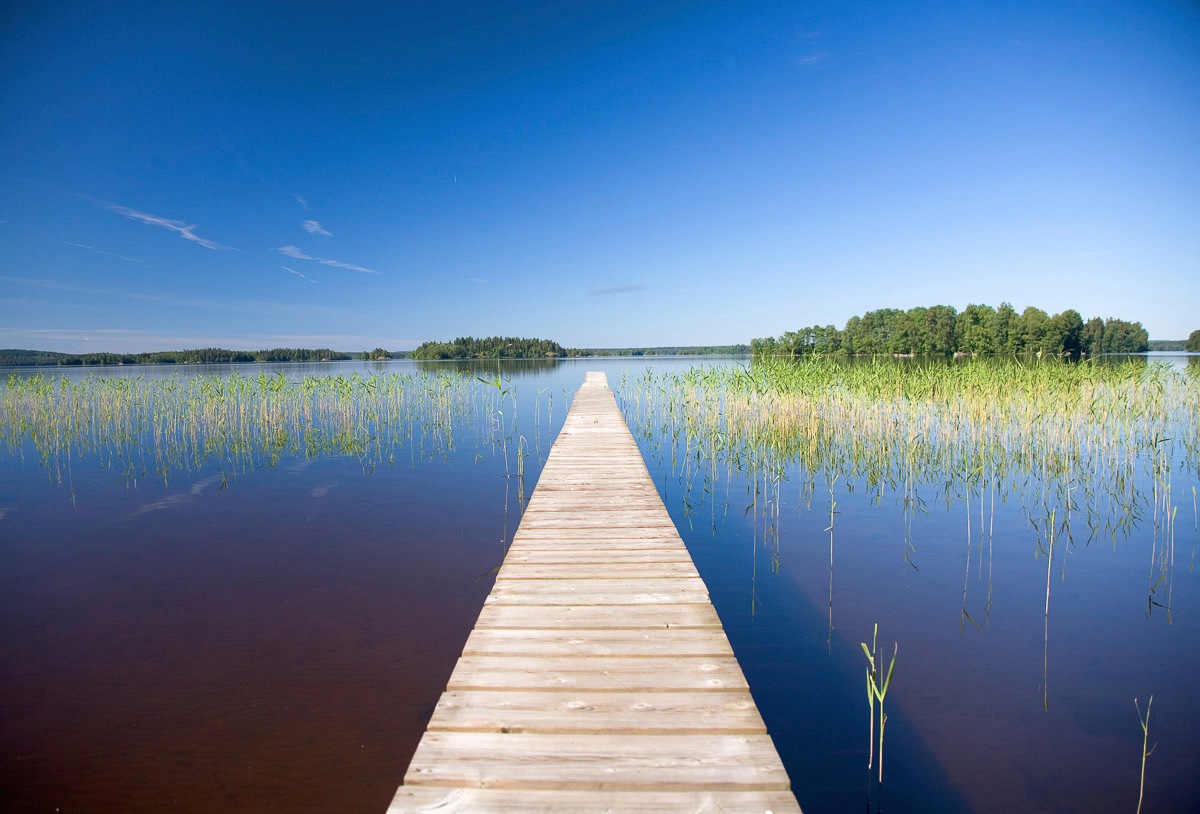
[753,303,1157,358]
[410,336,567,360]
[568,344,750,357]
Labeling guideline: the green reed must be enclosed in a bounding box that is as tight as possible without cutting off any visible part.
[0,371,546,493]
[861,622,897,785]
[1135,694,1154,814]
[617,357,1199,555]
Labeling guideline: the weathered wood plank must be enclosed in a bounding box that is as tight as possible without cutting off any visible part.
[472,602,725,630]
[390,787,802,813]
[512,527,686,540]
[484,578,710,605]
[517,518,678,530]
[496,561,701,579]
[404,732,791,791]
[446,654,749,692]
[502,549,695,565]
[462,626,737,657]
[521,497,667,510]
[422,689,766,735]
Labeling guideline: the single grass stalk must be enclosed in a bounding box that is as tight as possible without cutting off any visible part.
[1135,695,1154,814]
[861,623,898,784]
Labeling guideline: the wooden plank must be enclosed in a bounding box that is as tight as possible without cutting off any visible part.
[512,527,685,540]
[496,561,701,579]
[390,787,802,813]
[522,496,667,509]
[502,549,696,565]
[516,517,679,530]
[484,578,710,605]
[446,654,749,692]
[462,627,737,657]
[393,372,801,813]
[423,689,766,735]
[472,602,725,630]
[404,732,791,791]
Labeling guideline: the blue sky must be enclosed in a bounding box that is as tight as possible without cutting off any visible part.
[2,1,1197,353]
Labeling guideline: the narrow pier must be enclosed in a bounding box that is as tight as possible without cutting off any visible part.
[390,372,802,813]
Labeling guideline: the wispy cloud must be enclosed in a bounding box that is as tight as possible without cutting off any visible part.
[294,194,309,209]
[64,241,144,263]
[796,50,828,66]
[302,220,332,236]
[93,198,237,251]
[131,474,223,517]
[591,284,646,296]
[280,265,318,284]
[279,245,380,275]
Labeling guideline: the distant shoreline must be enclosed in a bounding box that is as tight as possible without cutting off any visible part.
[0,346,754,368]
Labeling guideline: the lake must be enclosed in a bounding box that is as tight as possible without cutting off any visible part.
[1,356,1197,812]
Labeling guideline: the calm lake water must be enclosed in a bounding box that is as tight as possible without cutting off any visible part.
[1,356,1197,812]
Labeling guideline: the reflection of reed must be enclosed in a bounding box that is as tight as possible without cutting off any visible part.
[0,371,554,496]
[617,357,1200,713]
[619,358,1200,561]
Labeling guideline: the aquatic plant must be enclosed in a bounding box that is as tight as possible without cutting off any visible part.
[861,623,897,784]
[1136,695,1155,814]
[616,357,1200,574]
[0,371,556,498]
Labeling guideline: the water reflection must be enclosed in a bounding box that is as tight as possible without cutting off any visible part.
[3,356,1198,813]
[411,357,567,379]
[1,371,558,501]
[615,358,1200,813]
[0,364,592,812]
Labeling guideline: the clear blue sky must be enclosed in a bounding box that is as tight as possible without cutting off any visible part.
[2,1,1197,353]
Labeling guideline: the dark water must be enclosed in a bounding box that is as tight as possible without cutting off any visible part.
[1,357,1197,812]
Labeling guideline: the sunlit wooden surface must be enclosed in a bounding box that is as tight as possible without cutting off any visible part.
[390,372,801,813]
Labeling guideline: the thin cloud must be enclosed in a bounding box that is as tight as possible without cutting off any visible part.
[796,50,829,66]
[93,199,237,251]
[64,241,144,263]
[1063,250,1113,259]
[591,284,646,296]
[302,220,332,236]
[280,265,318,284]
[131,474,222,517]
[294,194,309,209]
[279,245,381,275]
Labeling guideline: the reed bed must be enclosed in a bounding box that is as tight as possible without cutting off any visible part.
[616,358,1200,555]
[0,371,533,490]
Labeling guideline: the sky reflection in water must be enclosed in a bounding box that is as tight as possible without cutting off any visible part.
[1,357,1197,813]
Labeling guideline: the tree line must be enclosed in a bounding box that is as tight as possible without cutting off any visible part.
[752,304,1153,358]
[409,336,567,360]
[568,344,750,357]
[0,347,354,367]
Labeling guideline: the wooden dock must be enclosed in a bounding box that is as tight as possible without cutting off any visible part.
[389,372,802,813]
